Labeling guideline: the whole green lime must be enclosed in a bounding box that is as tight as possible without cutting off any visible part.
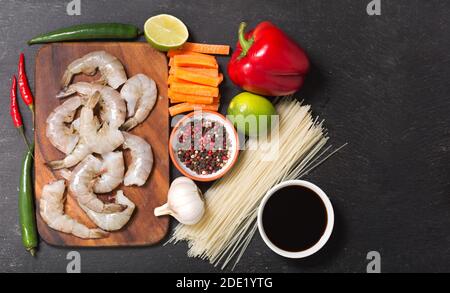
[227,92,277,137]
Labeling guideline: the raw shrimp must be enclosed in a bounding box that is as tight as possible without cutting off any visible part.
[61,51,127,90]
[57,82,126,129]
[71,116,101,133]
[46,96,83,154]
[39,180,108,239]
[79,92,124,154]
[80,190,135,231]
[122,132,154,186]
[120,74,158,131]
[68,155,126,213]
[47,92,123,170]
[94,151,125,193]
[47,137,92,170]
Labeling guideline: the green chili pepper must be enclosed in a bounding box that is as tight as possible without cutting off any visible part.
[28,23,141,45]
[19,144,38,256]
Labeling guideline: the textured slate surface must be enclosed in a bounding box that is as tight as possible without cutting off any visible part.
[0,0,449,273]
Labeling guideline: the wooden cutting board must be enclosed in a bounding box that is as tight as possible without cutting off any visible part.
[34,43,169,247]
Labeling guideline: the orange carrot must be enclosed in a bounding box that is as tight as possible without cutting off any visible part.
[171,82,219,97]
[181,42,230,55]
[168,75,199,86]
[174,54,218,69]
[174,67,223,87]
[169,89,214,104]
[168,74,178,86]
[169,102,220,116]
[169,66,219,77]
[170,99,183,105]
[167,49,207,58]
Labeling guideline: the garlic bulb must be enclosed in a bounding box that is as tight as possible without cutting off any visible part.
[154,177,205,225]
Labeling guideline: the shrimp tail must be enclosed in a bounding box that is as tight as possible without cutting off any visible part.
[120,118,138,132]
[103,203,128,213]
[46,160,66,170]
[56,87,76,99]
[86,91,101,109]
[61,70,74,89]
[94,76,108,86]
[90,229,109,239]
[58,169,72,180]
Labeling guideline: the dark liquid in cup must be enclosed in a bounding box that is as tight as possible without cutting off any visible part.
[262,185,328,252]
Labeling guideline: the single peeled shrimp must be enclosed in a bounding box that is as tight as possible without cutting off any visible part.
[80,92,124,154]
[61,51,127,90]
[47,136,92,170]
[39,180,108,239]
[46,96,83,154]
[122,132,154,186]
[71,116,101,134]
[57,82,126,129]
[79,190,135,231]
[67,155,126,213]
[48,92,124,170]
[94,151,125,193]
[120,74,157,131]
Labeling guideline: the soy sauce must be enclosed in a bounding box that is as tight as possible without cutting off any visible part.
[262,185,328,252]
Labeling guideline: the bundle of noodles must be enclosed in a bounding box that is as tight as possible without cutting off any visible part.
[169,98,343,269]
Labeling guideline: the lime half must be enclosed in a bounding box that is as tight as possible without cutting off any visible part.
[144,14,189,51]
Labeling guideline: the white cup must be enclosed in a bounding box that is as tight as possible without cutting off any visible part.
[257,180,335,259]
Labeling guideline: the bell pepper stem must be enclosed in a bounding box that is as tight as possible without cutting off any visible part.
[238,22,254,59]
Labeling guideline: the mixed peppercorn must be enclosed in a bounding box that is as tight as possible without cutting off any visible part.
[176,119,231,175]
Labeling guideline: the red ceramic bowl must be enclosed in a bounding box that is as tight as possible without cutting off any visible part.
[169,111,239,182]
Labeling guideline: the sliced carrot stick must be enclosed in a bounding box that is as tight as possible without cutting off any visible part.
[169,57,174,67]
[174,54,218,69]
[169,89,214,104]
[167,49,207,58]
[181,42,230,55]
[169,102,220,116]
[170,99,183,105]
[169,66,219,77]
[170,95,220,105]
[168,75,198,86]
[174,67,223,87]
[171,82,219,97]
[168,74,178,86]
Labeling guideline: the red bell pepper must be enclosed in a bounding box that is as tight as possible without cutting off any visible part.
[228,22,310,96]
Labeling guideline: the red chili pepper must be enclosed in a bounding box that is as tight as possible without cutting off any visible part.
[18,53,35,113]
[228,22,310,96]
[10,75,31,150]
[10,76,22,127]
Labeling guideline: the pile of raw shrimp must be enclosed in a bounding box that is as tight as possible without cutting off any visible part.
[40,51,157,239]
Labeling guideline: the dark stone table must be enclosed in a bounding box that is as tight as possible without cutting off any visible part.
[1,0,449,273]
